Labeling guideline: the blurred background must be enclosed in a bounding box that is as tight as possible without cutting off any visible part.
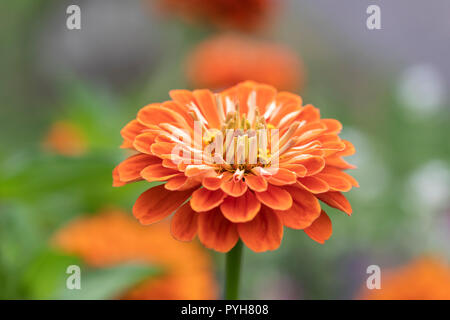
[1,0,449,299]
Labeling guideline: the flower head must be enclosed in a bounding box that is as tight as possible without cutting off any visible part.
[358,257,450,300]
[114,81,358,252]
[157,0,275,31]
[53,210,217,300]
[186,34,303,91]
[43,121,87,156]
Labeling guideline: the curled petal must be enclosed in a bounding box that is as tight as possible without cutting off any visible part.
[303,210,332,244]
[202,176,223,190]
[238,206,283,252]
[171,202,198,241]
[112,165,127,187]
[150,142,176,159]
[220,190,261,223]
[245,174,268,192]
[190,188,226,212]
[133,185,192,225]
[138,103,188,129]
[275,186,321,229]
[255,185,292,210]
[317,191,352,215]
[198,209,239,252]
[322,119,342,134]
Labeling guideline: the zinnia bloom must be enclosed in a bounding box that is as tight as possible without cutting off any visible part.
[358,257,450,300]
[157,0,275,31]
[114,81,357,253]
[43,121,87,156]
[53,210,217,300]
[186,34,304,91]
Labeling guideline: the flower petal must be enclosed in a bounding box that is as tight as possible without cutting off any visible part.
[317,191,352,215]
[267,168,297,186]
[171,202,198,241]
[192,89,221,129]
[293,155,325,176]
[165,176,200,191]
[255,185,292,210]
[275,186,321,229]
[198,209,239,252]
[133,132,157,154]
[140,163,180,182]
[238,206,283,252]
[133,185,192,225]
[190,188,226,212]
[120,119,147,148]
[221,177,248,197]
[117,154,160,182]
[297,176,329,193]
[245,174,268,192]
[303,210,332,244]
[220,190,261,223]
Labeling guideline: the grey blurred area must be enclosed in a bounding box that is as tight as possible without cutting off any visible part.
[279,0,450,106]
[35,0,162,90]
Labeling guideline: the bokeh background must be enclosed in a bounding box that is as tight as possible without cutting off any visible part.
[1,0,449,299]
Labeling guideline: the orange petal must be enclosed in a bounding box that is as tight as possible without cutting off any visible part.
[171,202,198,241]
[255,84,276,115]
[297,176,329,194]
[317,191,352,215]
[267,168,297,186]
[190,188,226,212]
[282,164,307,177]
[303,210,332,244]
[220,190,261,223]
[202,176,223,190]
[297,104,320,122]
[133,132,157,154]
[169,89,195,108]
[335,140,356,157]
[293,155,325,176]
[192,89,221,129]
[197,209,239,252]
[150,142,176,159]
[221,177,248,197]
[315,173,353,192]
[140,163,181,182]
[237,206,283,252]
[322,119,342,134]
[255,185,292,210]
[325,155,357,170]
[165,175,200,191]
[120,120,147,148]
[245,174,268,192]
[133,185,192,225]
[275,186,321,229]
[137,103,188,129]
[112,165,127,187]
[117,154,160,182]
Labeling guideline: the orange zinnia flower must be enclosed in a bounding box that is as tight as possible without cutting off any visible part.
[186,34,304,91]
[53,210,217,300]
[113,81,357,253]
[157,0,275,31]
[43,121,87,156]
[358,257,450,300]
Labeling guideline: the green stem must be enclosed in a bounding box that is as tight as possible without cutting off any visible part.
[224,240,243,300]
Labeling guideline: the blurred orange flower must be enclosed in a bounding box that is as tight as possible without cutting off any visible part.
[53,210,218,300]
[186,34,304,91]
[114,81,357,253]
[359,257,450,300]
[157,0,275,31]
[43,121,87,156]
